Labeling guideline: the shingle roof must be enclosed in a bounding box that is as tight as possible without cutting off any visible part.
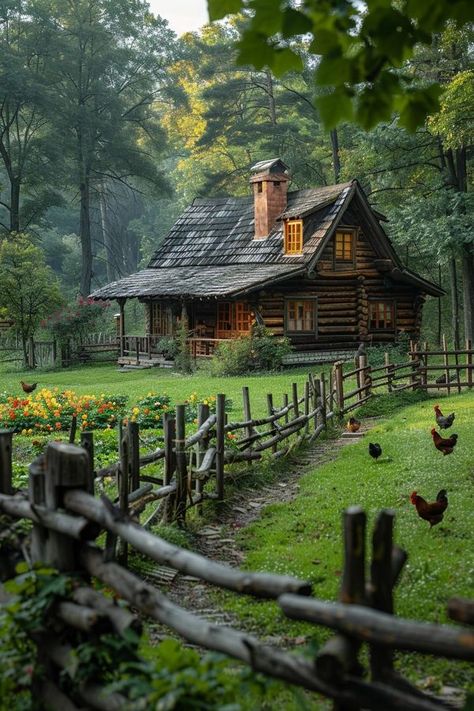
[147,183,352,269]
[90,264,305,300]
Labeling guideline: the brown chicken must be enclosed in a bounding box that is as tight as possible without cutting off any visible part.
[410,489,448,527]
[431,428,458,455]
[346,417,361,433]
[21,381,38,394]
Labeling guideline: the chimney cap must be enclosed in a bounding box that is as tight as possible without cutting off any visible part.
[250,158,289,175]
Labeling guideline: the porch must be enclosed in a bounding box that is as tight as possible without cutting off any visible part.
[117,334,228,367]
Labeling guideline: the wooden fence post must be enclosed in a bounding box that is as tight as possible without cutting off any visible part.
[334,361,344,412]
[329,367,335,414]
[315,506,366,697]
[466,339,473,389]
[384,352,392,393]
[215,394,225,502]
[28,335,35,369]
[283,393,289,425]
[0,429,13,495]
[29,455,47,563]
[118,423,130,563]
[163,413,176,486]
[442,334,451,396]
[68,415,77,444]
[319,374,327,428]
[174,404,187,526]
[80,431,95,495]
[313,378,320,430]
[242,386,253,467]
[267,393,278,453]
[292,382,299,418]
[196,403,210,513]
[304,381,310,436]
[369,509,396,680]
[127,421,140,493]
[43,442,90,570]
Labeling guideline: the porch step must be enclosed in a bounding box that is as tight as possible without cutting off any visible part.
[117,356,174,370]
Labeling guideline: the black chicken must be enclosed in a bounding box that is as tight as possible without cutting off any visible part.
[369,443,382,461]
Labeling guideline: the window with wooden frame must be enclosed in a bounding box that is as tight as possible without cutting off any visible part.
[334,229,355,263]
[369,301,395,330]
[150,302,170,335]
[235,302,252,333]
[217,301,253,337]
[286,299,317,333]
[284,219,303,255]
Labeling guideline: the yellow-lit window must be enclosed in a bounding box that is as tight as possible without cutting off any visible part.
[369,302,395,330]
[335,230,354,261]
[287,300,315,332]
[284,220,303,254]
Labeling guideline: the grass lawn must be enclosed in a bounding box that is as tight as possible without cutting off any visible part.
[0,361,332,420]
[218,391,474,692]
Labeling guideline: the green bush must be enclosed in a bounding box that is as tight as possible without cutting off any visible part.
[156,336,179,360]
[211,326,292,376]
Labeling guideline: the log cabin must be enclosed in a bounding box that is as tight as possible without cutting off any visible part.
[90,159,443,366]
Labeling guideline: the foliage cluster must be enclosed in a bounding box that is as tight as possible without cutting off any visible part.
[0,565,280,710]
[211,326,292,376]
[43,297,112,344]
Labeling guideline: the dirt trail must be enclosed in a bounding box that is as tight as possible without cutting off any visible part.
[145,422,368,644]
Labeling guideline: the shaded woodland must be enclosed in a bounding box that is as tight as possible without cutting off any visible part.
[0,2,472,346]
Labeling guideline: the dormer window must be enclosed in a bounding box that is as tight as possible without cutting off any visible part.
[334,229,355,263]
[257,182,263,193]
[284,219,303,255]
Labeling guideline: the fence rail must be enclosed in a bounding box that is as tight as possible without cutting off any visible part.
[0,441,471,710]
[333,337,474,414]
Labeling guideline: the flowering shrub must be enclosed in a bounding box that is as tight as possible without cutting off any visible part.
[123,392,233,429]
[43,296,111,344]
[0,388,127,433]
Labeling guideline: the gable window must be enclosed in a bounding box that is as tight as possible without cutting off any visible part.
[286,299,316,333]
[335,229,355,263]
[284,219,303,255]
[369,301,395,330]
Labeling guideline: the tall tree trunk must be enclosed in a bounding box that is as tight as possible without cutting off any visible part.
[265,70,277,126]
[330,129,341,183]
[79,176,93,296]
[99,183,117,282]
[448,257,460,349]
[461,244,474,342]
[10,178,20,232]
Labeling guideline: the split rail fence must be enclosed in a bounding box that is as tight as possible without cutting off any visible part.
[333,337,474,415]
[75,371,334,530]
[0,443,472,710]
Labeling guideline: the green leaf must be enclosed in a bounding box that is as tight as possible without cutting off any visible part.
[315,55,352,85]
[397,84,443,132]
[251,0,284,36]
[207,0,243,22]
[236,31,275,69]
[315,89,354,129]
[356,85,396,130]
[271,47,303,77]
[281,8,313,38]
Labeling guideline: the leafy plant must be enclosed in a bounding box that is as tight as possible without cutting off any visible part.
[211,326,292,376]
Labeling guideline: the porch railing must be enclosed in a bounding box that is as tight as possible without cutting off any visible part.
[120,335,230,363]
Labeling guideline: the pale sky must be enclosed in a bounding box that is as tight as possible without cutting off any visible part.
[148,0,210,35]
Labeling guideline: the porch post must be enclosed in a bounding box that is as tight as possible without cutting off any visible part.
[118,298,126,357]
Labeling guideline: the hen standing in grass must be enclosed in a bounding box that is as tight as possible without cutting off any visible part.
[21,381,38,394]
[369,442,382,461]
[410,489,448,528]
[434,405,455,429]
[431,429,458,455]
[346,417,361,433]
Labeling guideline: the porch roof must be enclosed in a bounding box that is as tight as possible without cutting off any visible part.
[90,263,305,301]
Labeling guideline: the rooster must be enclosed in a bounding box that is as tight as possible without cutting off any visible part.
[369,442,382,461]
[431,429,458,455]
[434,405,455,430]
[410,489,448,528]
[20,381,38,394]
[346,417,361,433]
